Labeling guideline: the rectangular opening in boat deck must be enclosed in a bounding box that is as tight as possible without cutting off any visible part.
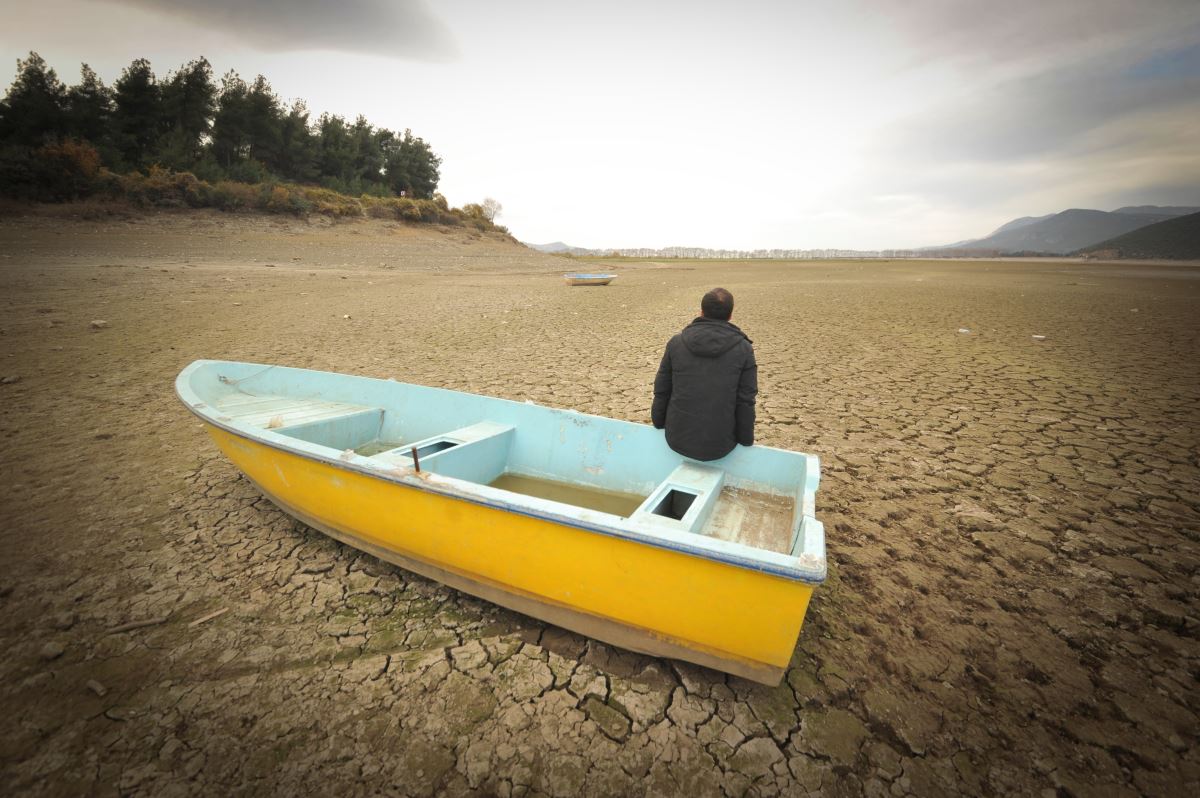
[628,464,724,534]
[649,489,698,521]
[371,422,514,484]
[411,440,459,459]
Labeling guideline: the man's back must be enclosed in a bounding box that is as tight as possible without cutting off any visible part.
[652,315,757,461]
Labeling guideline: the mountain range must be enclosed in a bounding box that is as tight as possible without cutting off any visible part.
[525,241,594,255]
[933,206,1200,255]
[526,205,1200,260]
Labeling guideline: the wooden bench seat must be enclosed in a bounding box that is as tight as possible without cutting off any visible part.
[214,393,377,429]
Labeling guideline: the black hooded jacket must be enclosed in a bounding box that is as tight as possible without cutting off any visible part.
[651,317,757,461]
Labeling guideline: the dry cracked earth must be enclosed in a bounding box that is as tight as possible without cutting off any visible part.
[0,210,1197,796]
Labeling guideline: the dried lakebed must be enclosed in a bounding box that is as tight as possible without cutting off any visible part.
[0,212,1197,796]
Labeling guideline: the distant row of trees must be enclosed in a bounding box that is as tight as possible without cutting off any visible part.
[0,52,441,198]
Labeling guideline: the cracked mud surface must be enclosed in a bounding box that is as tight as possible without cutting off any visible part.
[1,211,1198,796]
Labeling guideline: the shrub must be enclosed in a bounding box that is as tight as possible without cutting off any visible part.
[223,158,270,185]
[189,154,225,184]
[419,199,446,224]
[263,185,292,213]
[395,199,423,222]
[137,166,210,208]
[30,139,101,201]
[284,188,311,215]
[458,203,493,231]
[179,172,214,207]
[91,167,123,198]
[211,180,258,211]
[359,184,392,199]
[0,145,38,199]
[0,147,500,230]
[298,186,362,217]
[365,199,394,219]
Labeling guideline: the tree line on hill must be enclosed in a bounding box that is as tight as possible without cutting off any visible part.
[0,52,441,201]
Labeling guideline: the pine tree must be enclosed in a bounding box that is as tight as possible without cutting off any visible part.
[244,75,282,169]
[316,113,355,188]
[0,52,68,146]
[383,129,441,199]
[350,115,385,190]
[65,64,113,148]
[275,100,318,183]
[159,58,216,167]
[210,70,250,169]
[111,58,164,169]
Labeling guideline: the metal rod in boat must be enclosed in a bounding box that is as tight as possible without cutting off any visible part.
[411,446,421,473]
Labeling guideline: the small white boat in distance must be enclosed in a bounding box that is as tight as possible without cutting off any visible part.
[564,273,617,286]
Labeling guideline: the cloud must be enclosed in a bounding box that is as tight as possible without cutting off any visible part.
[99,0,457,60]
[863,0,1200,77]
[849,102,1200,247]
[884,64,1200,164]
[842,2,1200,241]
[862,0,1200,162]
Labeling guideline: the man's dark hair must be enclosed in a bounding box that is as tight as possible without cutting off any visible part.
[701,287,734,321]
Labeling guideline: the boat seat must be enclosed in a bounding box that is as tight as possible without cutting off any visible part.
[373,421,516,484]
[628,463,725,535]
[214,393,378,429]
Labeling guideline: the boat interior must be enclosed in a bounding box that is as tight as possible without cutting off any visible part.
[200,368,819,560]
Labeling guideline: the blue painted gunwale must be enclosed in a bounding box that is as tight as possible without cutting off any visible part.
[176,360,826,584]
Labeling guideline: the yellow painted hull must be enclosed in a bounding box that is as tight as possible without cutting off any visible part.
[207,425,813,684]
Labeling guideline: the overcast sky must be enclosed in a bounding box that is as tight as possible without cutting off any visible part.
[4,0,1199,249]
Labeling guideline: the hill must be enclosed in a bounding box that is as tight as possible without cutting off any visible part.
[1111,205,1200,217]
[986,214,1054,237]
[1077,211,1200,260]
[929,205,1200,255]
[524,241,596,256]
[0,206,549,273]
[946,208,1176,255]
[526,241,573,253]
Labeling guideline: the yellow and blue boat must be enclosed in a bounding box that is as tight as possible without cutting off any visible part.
[175,360,826,684]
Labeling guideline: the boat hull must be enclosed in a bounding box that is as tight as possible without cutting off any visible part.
[207,424,813,684]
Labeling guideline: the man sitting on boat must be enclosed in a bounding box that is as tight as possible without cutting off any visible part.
[651,287,758,461]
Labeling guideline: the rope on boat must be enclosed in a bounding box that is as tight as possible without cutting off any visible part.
[217,365,277,392]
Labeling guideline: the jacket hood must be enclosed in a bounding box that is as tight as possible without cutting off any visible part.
[680,317,751,358]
